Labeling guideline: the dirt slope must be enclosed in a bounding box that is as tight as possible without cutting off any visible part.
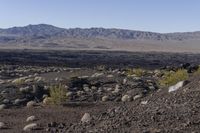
[1,75,200,133]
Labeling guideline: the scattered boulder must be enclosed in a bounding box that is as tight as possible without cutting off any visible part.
[91,86,97,91]
[141,101,148,105]
[168,81,187,93]
[2,99,10,104]
[0,122,7,129]
[43,97,52,105]
[66,92,73,97]
[19,86,31,93]
[81,113,91,123]
[34,76,44,82]
[42,94,48,99]
[112,88,120,94]
[121,95,131,102]
[14,98,27,105]
[26,116,37,122]
[83,87,90,92]
[107,88,113,91]
[77,91,84,96]
[26,101,37,108]
[107,74,114,78]
[102,96,109,102]
[25,78,34,83]
[123,78,127,84]
[23,123,38,131]
[0,104,6,110]
[91,73,104,78]
[133,94,142,100]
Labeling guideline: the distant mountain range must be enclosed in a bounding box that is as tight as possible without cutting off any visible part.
[0,24,200,52]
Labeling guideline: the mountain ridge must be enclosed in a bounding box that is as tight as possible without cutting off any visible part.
[1,24,200,52]
[1,24,200,34]
[1,24,200,40]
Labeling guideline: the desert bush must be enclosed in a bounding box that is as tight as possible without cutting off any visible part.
[126,68,145,77]
[159,69,188,87]
[49,84,67,105]
[12,77,26,85]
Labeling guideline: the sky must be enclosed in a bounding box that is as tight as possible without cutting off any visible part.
[0,0,199,33]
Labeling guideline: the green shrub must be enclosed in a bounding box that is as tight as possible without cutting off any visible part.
[159,69,188,87]
[126,68,145,77]
[12,78,25,85]
[49,84,67,105]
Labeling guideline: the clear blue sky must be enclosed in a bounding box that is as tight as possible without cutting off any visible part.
[0,0,199,33]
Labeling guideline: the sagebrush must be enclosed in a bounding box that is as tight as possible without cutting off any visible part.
[49,84,67,105]
[126,68,145,77]
[159,69,188,87]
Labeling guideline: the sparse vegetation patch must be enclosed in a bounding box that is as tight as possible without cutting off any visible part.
[49,84,67,105]
[126,68,145,77]
[159,69,188,87]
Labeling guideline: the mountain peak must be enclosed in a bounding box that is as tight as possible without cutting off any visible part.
[0,24,64,36]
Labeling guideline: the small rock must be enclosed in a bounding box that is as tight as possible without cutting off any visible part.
[91,73,104,78]
[14,98,27,105]
[112,88,120,94]
[81,113,91,123]
[141,101,148,105]
[168,81,186,93]
[43,86,49,90]
[91,86,97,91]
[26,101,37,108]
[121,95,131,102]
[77,91,84,96]
[102,96,109,102]
[107,75,114,78]
[25,78,33,83]
[115,84,120,90]
[66,92,73,97]
[83,87,90,92]
[1,90,8,95]
[0,122,6,129]
[148,86,156,90]
[23,123,38,131]
[34,76,44,82]
[43,97,52,105]
[133,94,142,100]
[19,86,31,93]
[2,99,10,104]
[123,78,127,84]
[0,104,6,110]
[42,94,48,99]
[26,116,37,122]
[107,88,113,91]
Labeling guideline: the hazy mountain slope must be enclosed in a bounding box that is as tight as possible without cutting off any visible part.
[0,24,200,52]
